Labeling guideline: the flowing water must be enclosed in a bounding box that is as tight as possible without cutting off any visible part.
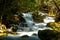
[4,12,55,40]
[16,13,54,35]
[22,13,34,27]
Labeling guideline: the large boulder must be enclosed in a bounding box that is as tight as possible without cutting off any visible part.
[38,29,60,40]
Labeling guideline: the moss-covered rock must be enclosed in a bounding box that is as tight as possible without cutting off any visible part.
[47,22,60,32]
[0,33,7,36]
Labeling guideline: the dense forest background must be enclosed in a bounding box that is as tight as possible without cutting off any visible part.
[0,0,60,32]
[0,0,60,21]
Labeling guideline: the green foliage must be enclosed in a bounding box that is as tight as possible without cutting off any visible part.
[0,0,18,16]
[18,0,39,13]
